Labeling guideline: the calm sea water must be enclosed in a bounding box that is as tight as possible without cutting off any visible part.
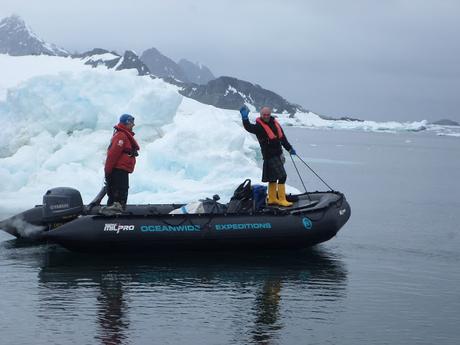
[1,128,459,345]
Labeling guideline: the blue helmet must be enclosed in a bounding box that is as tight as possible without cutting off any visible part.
[119,113,135,125]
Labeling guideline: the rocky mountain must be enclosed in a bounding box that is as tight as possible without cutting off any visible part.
[115,50,150,76]
[140,47,188,82]
[178,59,215,85]
[140,48,215,85]
[180,76,303,114]
[0,14,68,56]
[75,48,150,76]
[1,15,306,114]
[73,48,120,67]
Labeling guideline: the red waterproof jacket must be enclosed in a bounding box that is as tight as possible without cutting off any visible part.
[104,123,140,175]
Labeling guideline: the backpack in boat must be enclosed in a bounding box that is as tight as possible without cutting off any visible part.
[252,184,267,211]
[227,179,253,213]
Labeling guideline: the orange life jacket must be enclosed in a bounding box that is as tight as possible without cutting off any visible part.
[256,117,284,140]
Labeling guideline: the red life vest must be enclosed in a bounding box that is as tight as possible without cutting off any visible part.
[256,117,284,140]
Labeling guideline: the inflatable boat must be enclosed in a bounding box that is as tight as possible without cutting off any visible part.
[0,186,350,253]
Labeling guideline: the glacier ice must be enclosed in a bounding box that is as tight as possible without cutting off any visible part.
[0,60,262,213]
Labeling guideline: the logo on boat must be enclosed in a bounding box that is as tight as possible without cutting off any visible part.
[104,223,135,234]
[140,225,201,232]
[339,208,347,216]
[302,218,312,230]
[49,203,70,210]
[215,223,272,231]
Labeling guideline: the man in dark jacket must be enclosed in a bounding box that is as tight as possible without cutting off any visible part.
[103,113,140,212]
[240,105,296,207]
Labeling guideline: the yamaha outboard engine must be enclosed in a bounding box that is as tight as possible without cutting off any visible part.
[42,187,83,222]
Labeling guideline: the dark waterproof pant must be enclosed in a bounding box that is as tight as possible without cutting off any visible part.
[106,168,129,207]
[262,155,287,183]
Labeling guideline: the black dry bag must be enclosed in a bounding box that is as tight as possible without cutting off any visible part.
[227,179,253,213]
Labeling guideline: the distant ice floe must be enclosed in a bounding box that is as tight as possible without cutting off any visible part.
[441,132,460,137]
[276,112,429,133]
[425,124,460,137]
[272,111,459,137]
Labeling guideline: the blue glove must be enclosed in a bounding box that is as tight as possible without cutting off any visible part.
[289,148,296,155]
[240,106,249,120]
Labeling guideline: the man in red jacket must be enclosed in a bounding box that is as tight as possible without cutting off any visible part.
[104,114,140,212]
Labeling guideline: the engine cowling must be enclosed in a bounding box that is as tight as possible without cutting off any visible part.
[42,187,83,222]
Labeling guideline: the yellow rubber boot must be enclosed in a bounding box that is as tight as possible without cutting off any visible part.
[277,184,293,207]
[267,182,279,205]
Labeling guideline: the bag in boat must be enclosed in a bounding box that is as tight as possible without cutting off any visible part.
[252,184,267,211]
[227,179,253,213]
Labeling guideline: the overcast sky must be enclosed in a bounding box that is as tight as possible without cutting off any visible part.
[1,0,459,122]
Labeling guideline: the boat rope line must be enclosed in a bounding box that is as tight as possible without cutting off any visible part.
[289,153,309,197]
[290,153,334,192]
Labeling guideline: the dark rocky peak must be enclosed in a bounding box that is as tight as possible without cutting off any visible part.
[180,76,303,115]
[76,48,121,69]
[0,14,69,56]
[76,49,150,76]
[115,50,151,76]
[178,59,215,85]
[140,47,188,82]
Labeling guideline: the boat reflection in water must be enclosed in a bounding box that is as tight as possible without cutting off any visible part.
[35,247,348,344]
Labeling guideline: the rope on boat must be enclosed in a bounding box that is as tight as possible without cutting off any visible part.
[289,153,334,192]
[289,154,308,193]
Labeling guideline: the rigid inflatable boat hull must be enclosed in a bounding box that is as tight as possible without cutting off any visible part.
[43,196,350,253]
[1,191,351,253]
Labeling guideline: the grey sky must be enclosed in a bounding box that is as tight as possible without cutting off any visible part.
[1,0,459,122]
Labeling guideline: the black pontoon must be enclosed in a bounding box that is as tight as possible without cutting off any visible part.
[0,185,350,253]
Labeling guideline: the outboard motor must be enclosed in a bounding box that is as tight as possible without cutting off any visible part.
[42,187,83,222]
